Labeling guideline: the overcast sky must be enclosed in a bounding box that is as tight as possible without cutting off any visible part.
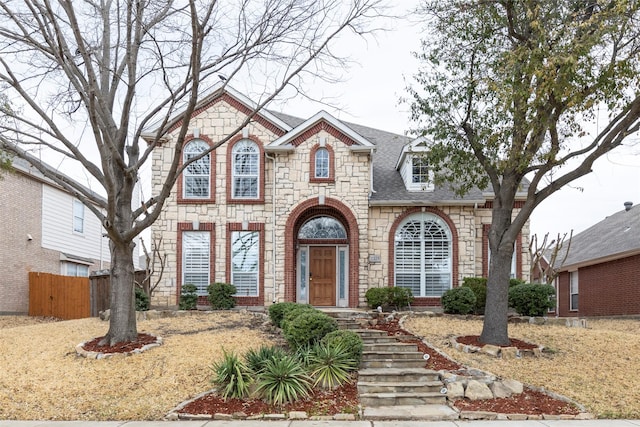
[263,3,640,241]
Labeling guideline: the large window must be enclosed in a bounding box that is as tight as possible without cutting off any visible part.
[570,271,579,311]
[64,262,89,277]
[232,140,259,199]
[314,147,329,178]
[298,216,346,239]
[231,231,259,296]
[395,213,452,297]
[182,231,210,296]
[183,139,210,199]
[73,200,84,233]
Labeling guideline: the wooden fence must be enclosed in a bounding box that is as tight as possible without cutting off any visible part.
[29,270,149,319]
[29,272,91,320]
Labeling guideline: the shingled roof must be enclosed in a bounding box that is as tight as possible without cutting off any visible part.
[555,203,640,270]
[269,110,494,206]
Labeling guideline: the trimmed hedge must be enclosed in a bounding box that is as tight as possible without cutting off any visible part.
[508,283,556,316]
[441,286,476,315]
[283,311,338,349]
[321,329,363,366]
[365,286,414,310]
[461,277,487,314]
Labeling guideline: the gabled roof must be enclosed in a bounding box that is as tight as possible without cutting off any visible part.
[142,83,292,140]
[395,137,431,170]
[555,203,640,270]
[266,110,375,152]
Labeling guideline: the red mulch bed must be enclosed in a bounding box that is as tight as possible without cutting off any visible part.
[454,389,580,415]
[456,335,539,350]
[82,333,158,353]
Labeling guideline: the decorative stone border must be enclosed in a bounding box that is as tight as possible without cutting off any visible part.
[449,336,544,358]
[165,388,359,421]
[75,334,163,359]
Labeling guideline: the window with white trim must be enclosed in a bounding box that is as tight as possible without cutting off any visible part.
[182,231,210,296]
[183,139,210,198]
[394,213,452,297]
[73,200,84,233]
[231,231,259,296]
[487,246,518,278]
[64,262,89,277]
[232,140,259,199]
[570,271,579,311]
[314,147,329,178]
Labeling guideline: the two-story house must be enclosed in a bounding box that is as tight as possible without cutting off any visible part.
[0,152,111,314]
[148,85,530,309]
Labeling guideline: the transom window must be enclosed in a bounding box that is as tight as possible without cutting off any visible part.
[182,231,210,296]
[231,231,259,296]
[394,213,452,297]
[232,140,259,199]
[298,216,346,239]
[183,140,210,198]
[314,148,329,178]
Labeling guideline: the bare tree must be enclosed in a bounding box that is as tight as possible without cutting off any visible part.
[138,236,166,299]
[0,0,385,345]
[529,231,573,285]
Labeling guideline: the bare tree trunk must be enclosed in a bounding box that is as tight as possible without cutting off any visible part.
[480,206,515,346]
[102,239,137,345]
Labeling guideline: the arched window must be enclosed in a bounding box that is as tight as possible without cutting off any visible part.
[314,148,329,179]
[298,216,347,239]
[232,140,259,199]
[394,213,452,297]
[183,139,210,199]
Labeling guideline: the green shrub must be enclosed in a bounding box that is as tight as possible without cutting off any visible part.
[365,287,389,309]
[309,341,357,389]
[208,282,236,310]
[441,286,477,315]
[135,287,149,311]
[211,349,251,399]
[321,330,363,366]
[280,304,316,331]
[179,284,199,310]
[255,355,312,405]
[365,287,414,310]
[268,302,308,328]
[508,283,556,316]
[245,345,288,374]
[389,287,414,310]
[283,311,338,350]
[461,277,487,314]
[510,278,526,287]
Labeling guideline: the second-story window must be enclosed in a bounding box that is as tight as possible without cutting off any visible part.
[73,199,84,233]
[412,156,430,185]
[183,140,210,199]
[232,140,259,199]
[314,147,329,178]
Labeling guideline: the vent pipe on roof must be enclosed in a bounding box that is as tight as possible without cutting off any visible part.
[624,201,633,211]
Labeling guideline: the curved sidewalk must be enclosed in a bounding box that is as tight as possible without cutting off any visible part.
[0,420,639,426]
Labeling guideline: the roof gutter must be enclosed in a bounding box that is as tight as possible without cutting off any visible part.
[368,199,487,207]
[557,248,640,272]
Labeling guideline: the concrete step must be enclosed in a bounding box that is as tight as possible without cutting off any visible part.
[360,336,399,344]
[353,329,388,338]
[359,391,447,406]
[362,404,459,421]
[357,380,444,394]
[336,321,361,330]
[362,351,425,361]
[363,342,418,353]
[360,359,427,369]
[358,367,441,383]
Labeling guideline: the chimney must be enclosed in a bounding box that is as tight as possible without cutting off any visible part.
[624,201,633,212]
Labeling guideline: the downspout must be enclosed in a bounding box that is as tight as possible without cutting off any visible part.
[369,148,376,196]
[265,153,277,303]
[473,202,477,277]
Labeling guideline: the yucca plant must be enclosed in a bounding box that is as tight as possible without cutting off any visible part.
[210,349,251,400]
[245,345,287,374]
[255,355,312,405]
[309,342,357,389]
[294,343,316,368]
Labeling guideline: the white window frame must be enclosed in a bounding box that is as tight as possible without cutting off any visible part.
[183,140,210,199]
[231,231,259,297]
[487,246,518,279]
[569,271,579,311]
[314,147,329,178]
[401,155,434,192]
[394,213,452,297]
[232,140,259,199]
[63,262,89,277]
[182,231,210,296]
[73,199,85,234]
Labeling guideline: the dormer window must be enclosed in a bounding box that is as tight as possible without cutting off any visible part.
[396,137,435,192]
[412,157,430,186]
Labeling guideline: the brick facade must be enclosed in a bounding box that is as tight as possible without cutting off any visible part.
[556,253,640,317]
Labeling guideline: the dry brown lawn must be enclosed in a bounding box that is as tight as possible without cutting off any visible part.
[0,312,277,420]
[405,315,640,419]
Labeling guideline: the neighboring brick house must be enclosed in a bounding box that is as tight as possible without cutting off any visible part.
[0,153,110,314]
[148,85,531,309]
[553,202,640,317]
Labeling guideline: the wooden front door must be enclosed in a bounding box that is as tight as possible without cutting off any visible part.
[309,246,336,306]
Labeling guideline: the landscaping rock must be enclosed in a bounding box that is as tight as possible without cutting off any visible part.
[502,379,524,395]
[465,380,494,400]
[501,347,519,360]
[446,381,465,399]
[490,381,513,399]
[482,344,501,357]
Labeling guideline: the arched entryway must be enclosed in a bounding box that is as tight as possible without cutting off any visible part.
[284,198,359,308]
